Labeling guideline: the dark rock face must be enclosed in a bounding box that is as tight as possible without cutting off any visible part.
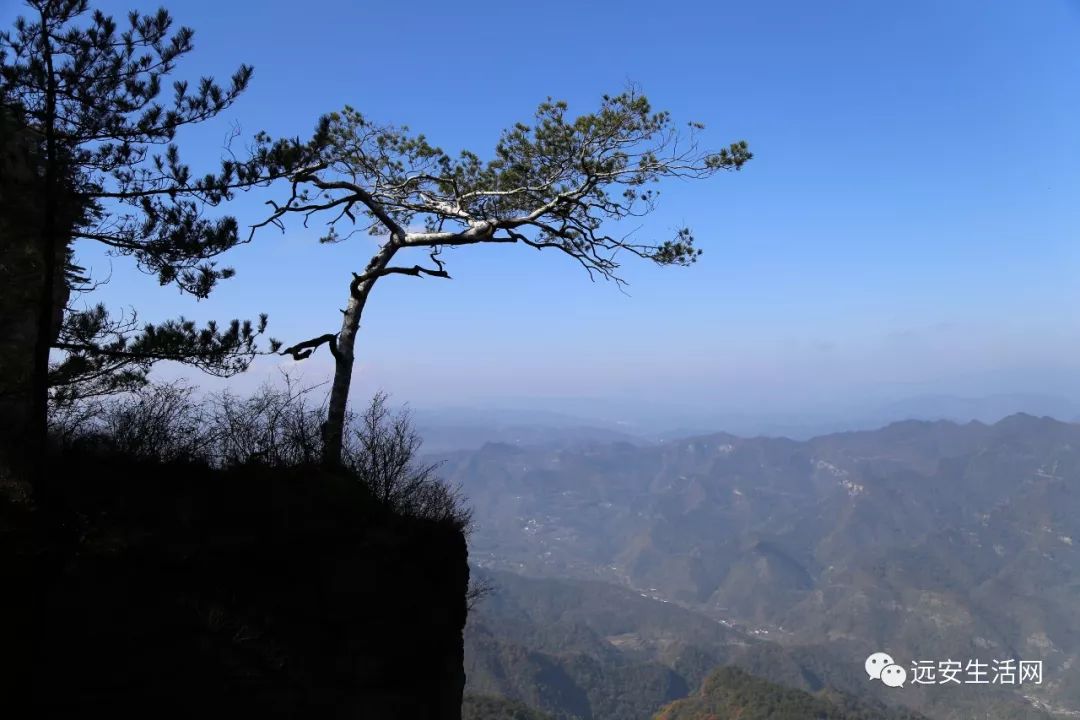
[7,452,469,719]
[0,107,78,484]
[0,109,49,493]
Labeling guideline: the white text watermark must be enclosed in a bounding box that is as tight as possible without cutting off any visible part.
[866,652,1043,689]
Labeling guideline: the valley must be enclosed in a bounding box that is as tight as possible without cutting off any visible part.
[448,414,1080,719]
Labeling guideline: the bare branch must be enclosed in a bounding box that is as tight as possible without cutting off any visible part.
[279,332,338,361]
[356,264,451,282]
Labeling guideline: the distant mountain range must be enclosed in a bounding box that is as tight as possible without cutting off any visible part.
[415,423,641,455]
[450,414,1080,719]
[415,394,1080,451]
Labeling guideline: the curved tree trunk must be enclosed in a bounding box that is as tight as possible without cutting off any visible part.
[320,240,400,467]
[321,293,363,468]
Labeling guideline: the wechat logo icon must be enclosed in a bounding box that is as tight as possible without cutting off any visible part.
[866,651,906,688]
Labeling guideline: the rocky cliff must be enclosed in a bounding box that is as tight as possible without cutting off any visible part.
[4,450,469,718]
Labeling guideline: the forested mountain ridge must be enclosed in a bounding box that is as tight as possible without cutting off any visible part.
[652,666,929,720]
[451,415,1077,719]
[463,693,555,720]
[465,570,1050,720]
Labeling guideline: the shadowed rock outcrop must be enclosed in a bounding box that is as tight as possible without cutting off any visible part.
[5,449,469,718]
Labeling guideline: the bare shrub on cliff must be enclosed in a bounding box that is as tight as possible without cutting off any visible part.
[49,374,471,529]
[98,381,210,463]
[342,391,471,530]
[209,373,326,468]
[48,380,208,461]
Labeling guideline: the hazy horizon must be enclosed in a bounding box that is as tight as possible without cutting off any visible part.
[403,389,1080,440]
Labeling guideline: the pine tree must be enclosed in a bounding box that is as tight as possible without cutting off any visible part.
[0,0,311,468]
[258,88,751,466]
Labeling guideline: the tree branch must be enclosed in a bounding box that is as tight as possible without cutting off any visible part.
[279,332,338,361]
[356,264,451,282]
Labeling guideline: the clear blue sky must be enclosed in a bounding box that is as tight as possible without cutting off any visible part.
[8,0,1080,423]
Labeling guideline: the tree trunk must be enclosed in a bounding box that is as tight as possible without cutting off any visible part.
[320,241,399,467]
[0,111,46,502]
[321,294,362,468]
[27,12,63,482]
[0,14,77,503]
